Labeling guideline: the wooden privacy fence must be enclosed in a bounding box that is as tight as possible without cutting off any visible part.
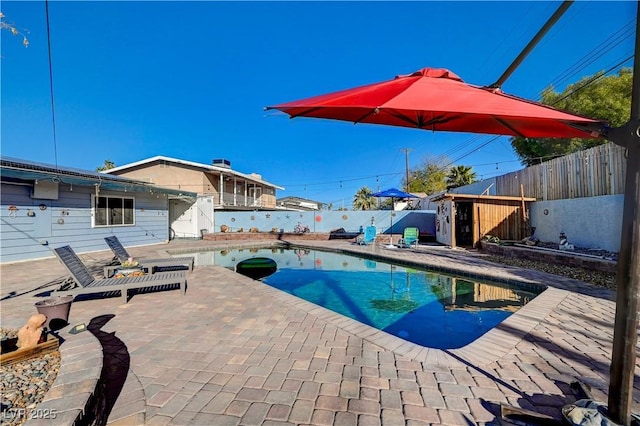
[495,142,627,200]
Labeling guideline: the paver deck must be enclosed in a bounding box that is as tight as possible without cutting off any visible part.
[1,239,638,425]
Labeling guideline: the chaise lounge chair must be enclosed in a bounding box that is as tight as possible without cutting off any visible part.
[103,236,195,278]
[398,227,420,248]
[52,245,187,303]
[356,225,377,245]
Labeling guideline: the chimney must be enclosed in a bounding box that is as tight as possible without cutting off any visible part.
[212,159,231,169]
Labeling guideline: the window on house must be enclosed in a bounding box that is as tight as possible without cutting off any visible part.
[93,195,135,227]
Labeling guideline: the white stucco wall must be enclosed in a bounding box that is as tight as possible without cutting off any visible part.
[214,210,436,237]
[170,195,215,238]
[529,194,623,252]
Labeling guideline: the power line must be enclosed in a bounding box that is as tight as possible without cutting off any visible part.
[544,19,635,92]
[440,56,630,167]
[44,0,58,169]
[548,55,634,107]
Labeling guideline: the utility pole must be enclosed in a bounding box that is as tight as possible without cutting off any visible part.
[402,148,413,192]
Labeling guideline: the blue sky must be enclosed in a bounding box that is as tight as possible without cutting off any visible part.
[2,1,635,207]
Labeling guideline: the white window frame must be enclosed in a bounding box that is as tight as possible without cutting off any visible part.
[92,194,136,227]
[249,186,262,206]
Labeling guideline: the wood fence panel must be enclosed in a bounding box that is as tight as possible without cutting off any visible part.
[496,142,626,201]
[474,200,527,246]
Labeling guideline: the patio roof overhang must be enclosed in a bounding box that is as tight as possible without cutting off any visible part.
[204,170,285,190]
[429,193,536,203]
[0,157,197,201]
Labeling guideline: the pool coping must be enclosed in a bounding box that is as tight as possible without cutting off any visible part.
[251,274,567,368]
[168,240,570,368]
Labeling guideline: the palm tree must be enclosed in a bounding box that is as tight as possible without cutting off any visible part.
[446,165,477,189]
[353,186,376,210]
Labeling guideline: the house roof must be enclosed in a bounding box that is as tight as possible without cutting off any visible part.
[277,196,325,211]
[103,156,284,190]
[277,196,324,205]
[0,157,197,199]
[430,193,536,202]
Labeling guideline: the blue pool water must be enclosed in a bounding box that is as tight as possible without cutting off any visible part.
[196,247,543,349]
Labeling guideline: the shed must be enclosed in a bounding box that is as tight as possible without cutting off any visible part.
[430,193,536,248]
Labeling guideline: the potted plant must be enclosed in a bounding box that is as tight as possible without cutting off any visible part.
[34,295,74,330]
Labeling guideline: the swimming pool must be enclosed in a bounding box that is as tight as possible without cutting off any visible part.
[195,247,543,349]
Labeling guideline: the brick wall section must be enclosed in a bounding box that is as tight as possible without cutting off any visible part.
[202,232,392,243]
[479,241,616,273]
[204,232,334,241]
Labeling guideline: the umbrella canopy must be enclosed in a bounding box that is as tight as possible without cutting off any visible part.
[266,67,606,139]
[372,188,419,199]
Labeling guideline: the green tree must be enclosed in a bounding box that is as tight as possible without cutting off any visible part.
[402,157,448,195]
[446,165,477,189]
[96,159,115,172]
[511,68,632,166]
[352,186,376,210]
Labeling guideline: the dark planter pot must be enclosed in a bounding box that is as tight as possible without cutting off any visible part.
[35,295,74,330]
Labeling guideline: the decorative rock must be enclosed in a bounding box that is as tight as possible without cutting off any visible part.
[0,328,60,426]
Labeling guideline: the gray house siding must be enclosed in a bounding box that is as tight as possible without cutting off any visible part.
[1,183,170,263]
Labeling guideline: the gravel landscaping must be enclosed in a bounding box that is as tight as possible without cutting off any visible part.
[480,253,617,289]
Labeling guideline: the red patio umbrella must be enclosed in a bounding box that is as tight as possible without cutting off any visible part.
[266,67,606,139]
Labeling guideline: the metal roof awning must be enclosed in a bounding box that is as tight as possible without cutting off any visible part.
[1,157,197,200]
[429,193,536,202]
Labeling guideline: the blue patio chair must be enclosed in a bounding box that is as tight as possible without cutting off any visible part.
[398,227,419,248]
[357,226,377,245]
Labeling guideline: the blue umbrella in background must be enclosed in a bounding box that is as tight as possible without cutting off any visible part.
[371,188,419,248]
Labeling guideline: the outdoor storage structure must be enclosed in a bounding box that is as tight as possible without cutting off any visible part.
[431,193,536,248]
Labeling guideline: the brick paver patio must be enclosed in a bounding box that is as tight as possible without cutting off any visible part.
[1,239,638,425]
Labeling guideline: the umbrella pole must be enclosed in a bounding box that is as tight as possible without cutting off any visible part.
[607,144,640,424]
[606,4,640,423]
[387,198,395,248]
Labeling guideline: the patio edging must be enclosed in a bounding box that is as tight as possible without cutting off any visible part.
[25,328,104,426]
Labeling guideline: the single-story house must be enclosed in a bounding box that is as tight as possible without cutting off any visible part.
[276,196,325,211]
[0,157,196,263]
